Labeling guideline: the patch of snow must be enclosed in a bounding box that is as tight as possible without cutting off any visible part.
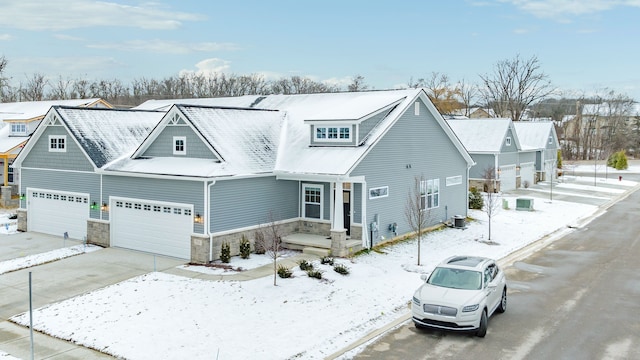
[0,244,101,275]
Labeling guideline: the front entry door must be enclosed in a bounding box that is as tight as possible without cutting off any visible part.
[343,190,351,236]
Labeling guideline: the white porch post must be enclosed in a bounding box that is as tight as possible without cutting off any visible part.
[331,181,344,231]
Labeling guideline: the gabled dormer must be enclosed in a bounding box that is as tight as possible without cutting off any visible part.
[5,116,44,137]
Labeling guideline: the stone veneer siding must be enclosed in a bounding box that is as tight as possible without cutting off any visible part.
[17,208,26,232]
[87,219,110,248]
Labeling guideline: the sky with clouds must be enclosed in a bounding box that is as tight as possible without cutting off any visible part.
[0,0,639,100]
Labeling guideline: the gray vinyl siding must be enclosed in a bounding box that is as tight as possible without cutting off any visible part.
[310,124,357,146]
[498,151,518,167]
[143,125,218,160]
[102,175,205,233]
[210,177,298,233]
[469,154,495,178]
[358,112,388,143]
[351,99,469,246]
[500,128,519,154]
[20,168,101,218]
[536,151,543,170]
[519,151,536,165]
[22,126,94,171]
[353,183,362,224]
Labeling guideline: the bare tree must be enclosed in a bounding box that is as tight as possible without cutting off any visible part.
[49,75,74,99]
[479,54,554,121]
[348,75,368,92]
[21,73,48,101]
[255,212,283,286]
[482,167,501,242]
[0,55,9,101]
[457,78,479,117]
[404,175,433,266]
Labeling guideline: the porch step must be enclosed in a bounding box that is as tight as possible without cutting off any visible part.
[303,246,331,257]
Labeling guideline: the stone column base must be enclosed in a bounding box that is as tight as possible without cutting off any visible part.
[330,229,348,257]
[191,234,211,264]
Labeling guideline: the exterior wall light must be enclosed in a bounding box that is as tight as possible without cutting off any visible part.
[194,213,203,224]
[101,203,108,211]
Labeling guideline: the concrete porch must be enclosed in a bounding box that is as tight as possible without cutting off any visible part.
[282,233,363,257]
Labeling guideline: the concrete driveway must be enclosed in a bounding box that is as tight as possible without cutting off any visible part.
[0,232,186,359]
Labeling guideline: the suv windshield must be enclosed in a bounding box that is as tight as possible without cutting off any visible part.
[427,267,482,290]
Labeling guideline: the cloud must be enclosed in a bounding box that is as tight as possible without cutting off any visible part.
[502,0,640,21]
[179,58,233,77]
[88,40,240,54]
[0,0,205,31]
[10,56,125,79]
[0,34,11,41]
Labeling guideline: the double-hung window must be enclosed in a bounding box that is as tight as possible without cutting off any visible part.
[420,179,440,210]
[303,184,323,219]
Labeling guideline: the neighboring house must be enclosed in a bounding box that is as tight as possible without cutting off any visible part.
[0,98,111,190]
[447,118,521,192]
[513,121,560,183]
[14,89,474,263]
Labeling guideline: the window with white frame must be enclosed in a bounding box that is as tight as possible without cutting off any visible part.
[369,186,389,199]
[420,179,440,210]
[548,136,553,145]
[446,175,462,186]
[315,126,351,141]
[173,136,186,155]
[11,123,27,135]
[49,135,66,152]
[303,184,323,219]
[505,137,511,146]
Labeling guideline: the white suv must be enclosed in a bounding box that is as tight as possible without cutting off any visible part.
[412,255,507,337]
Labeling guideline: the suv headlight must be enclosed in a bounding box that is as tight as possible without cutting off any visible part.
[412,296,421,306]
[462,304,479,312]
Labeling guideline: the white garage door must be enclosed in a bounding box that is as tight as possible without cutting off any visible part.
[28,189,89,240]
[110,198,193,259]
[520,163,535,187]
[499,165,517,191]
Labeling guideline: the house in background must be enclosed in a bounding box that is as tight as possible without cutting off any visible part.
[513,121,560,183]
[447,118,522,192]
[0,98,111,202]
[14,89,475,263]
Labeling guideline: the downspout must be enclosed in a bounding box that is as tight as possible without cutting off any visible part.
[361,180,368,249]
[207,180,216,262]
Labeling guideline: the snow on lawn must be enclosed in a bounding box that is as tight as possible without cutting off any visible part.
[8,194,604,360]
[0,244,102,275]
[0,212,18,235]
[0,351,19,360]
[178,249,298,275]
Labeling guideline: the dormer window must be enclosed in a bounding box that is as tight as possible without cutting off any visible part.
[11,123,27,136]
[173,136,186,155]
[315,126,351,141]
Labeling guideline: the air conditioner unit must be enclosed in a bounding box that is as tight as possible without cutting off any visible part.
[516,197,534,211]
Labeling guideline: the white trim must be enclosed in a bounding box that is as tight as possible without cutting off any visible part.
[173,136,186,155]
[368,186,389,199]
[302,183,324,220]
[314,125,353,142]
[445,175,462,186]
[48,135,67,152]
[414,102,420,116]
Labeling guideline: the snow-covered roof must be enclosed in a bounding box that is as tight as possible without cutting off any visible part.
[513,121,556,150]
[0,125,27,154]
[0,98,106,122]
[446,118,517,153]
[128,89,438,177]
[54,107,165,168]
[107,106,285,177]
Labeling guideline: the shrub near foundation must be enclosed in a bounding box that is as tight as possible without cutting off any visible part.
[239,235,251,259]
[220,242,231,263]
